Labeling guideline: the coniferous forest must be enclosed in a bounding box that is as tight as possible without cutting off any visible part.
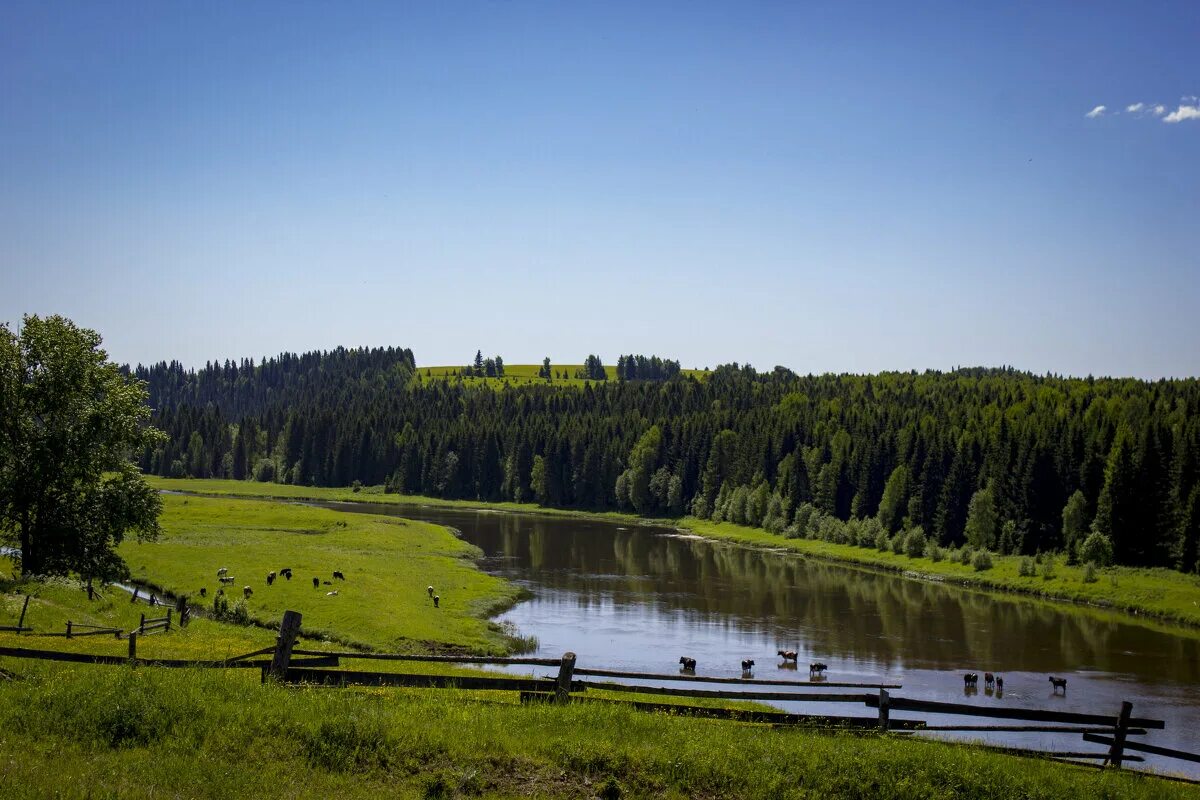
[134,348,1200,574]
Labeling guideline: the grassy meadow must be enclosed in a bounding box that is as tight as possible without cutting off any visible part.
[413,364,709,388]
[117,493,526,653]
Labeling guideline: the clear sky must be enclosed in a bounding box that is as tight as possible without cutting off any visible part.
[2,1,1197,378]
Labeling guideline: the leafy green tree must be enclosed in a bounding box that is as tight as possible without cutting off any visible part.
[1079,531,1114,567]
[0,315,164,581]
[625,425,662,512]
[876,465,910,533]
[1061,490,1089,555]
[529,455,547,505]
[964,484,997,550]
[538,357,552,380]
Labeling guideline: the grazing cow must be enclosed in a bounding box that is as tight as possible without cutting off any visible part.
[809,662,828,676]
[984,672,995,689]
[741,659,755,672]
[427,585,435,598]
[333,571,346,581]
[280,568,292,580]
[777,650,799,663]
[963,673,978,689]
[217,568,228,577]
[433,595,440,608]
[149,594,158,607]
[996,676,1004,692]
[326,590,339,597]
[323,580,332,585]
[243,586,253,599]
[266,572,276,586]
[219,576,235,585]
[679,656,697,671]
[1049,676,1067,694]
[199,587,207,598]
[216,588,224,597]
[313,577,320,589]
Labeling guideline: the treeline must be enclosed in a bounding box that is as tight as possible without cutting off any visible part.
[616,354,681,382]
[136,352,1200,574]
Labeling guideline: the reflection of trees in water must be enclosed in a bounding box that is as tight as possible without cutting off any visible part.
[460,511,1200,681]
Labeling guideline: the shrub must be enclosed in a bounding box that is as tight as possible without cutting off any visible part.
[875,530,890,551]
[1082,562,1098,583]
[972,550,994,571]
[903,528,926,558]
[253,458,276,482]
[1042,555,1057,580]
[959,546,974,566]
[1079,532,1114,567]
[924,540,944,562]
[351,479,363,493]
[890,533,905,555]
[1018,557,1036,577]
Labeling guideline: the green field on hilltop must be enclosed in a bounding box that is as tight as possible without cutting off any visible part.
[115,494,525,653]
[414,363,709,387]
[0,660,1193,800]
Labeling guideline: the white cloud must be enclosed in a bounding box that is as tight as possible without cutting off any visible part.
[1164,103,1200,123]
[1152,105,1166,116]
[1085,105,1106,118]
[1126,102,1144,113]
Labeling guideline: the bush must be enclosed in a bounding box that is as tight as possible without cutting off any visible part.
[1018,557,1036,577]
[959,546,974,566]
[972,550,994,571]
[1042,555,1057,581]
[1082,562,1098,583]
[890,533,905,555]
[1079,532,1114,567]
[903,529,926,558]
[924,540,944,562]
[253,458,276,482]
[875,530,890,552]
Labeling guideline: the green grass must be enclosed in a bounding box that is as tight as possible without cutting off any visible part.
[115,494,526,654]
[413,364,709,388]
[0,660,1194,799]
[149,478,1200,631]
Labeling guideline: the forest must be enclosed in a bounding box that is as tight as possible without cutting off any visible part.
[133,349,1200,574]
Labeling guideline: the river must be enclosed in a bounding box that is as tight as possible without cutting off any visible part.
[314,500,1200,778]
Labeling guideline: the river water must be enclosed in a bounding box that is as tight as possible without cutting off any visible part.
[310,501,1200,778]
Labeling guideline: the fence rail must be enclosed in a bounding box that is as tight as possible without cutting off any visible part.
[4,606,1194,777]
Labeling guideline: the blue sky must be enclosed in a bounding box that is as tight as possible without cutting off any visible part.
[2,1,1197,377]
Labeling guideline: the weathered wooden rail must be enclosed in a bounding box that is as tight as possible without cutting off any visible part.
[3,606,1194,776]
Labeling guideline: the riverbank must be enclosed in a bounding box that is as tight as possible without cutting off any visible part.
[148,478,1200,630]
[120,493,528,653]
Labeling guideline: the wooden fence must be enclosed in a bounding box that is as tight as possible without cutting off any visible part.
[2,606,1196,777]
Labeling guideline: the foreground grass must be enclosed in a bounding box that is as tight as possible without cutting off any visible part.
[149,478,1200,630]
[0,661,1193,800]
[116,494,525,653]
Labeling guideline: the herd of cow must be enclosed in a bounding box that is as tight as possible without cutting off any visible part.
[197,566,350,602]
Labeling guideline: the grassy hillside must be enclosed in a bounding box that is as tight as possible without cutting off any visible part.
[117,494,526,653]
[414,364,709,387]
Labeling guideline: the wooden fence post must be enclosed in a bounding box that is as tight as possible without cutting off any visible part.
[165,609,172,631]
[65,621,72,639]
[878,688,890,732]
[1108,701,1133,768]
[139,613,145,633]
[555,652,577,704]
[127,631,137,662]
[17,595,30,632]
[267,610,303,682]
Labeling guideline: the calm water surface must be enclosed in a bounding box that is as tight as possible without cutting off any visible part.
[324,501,1200,777]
